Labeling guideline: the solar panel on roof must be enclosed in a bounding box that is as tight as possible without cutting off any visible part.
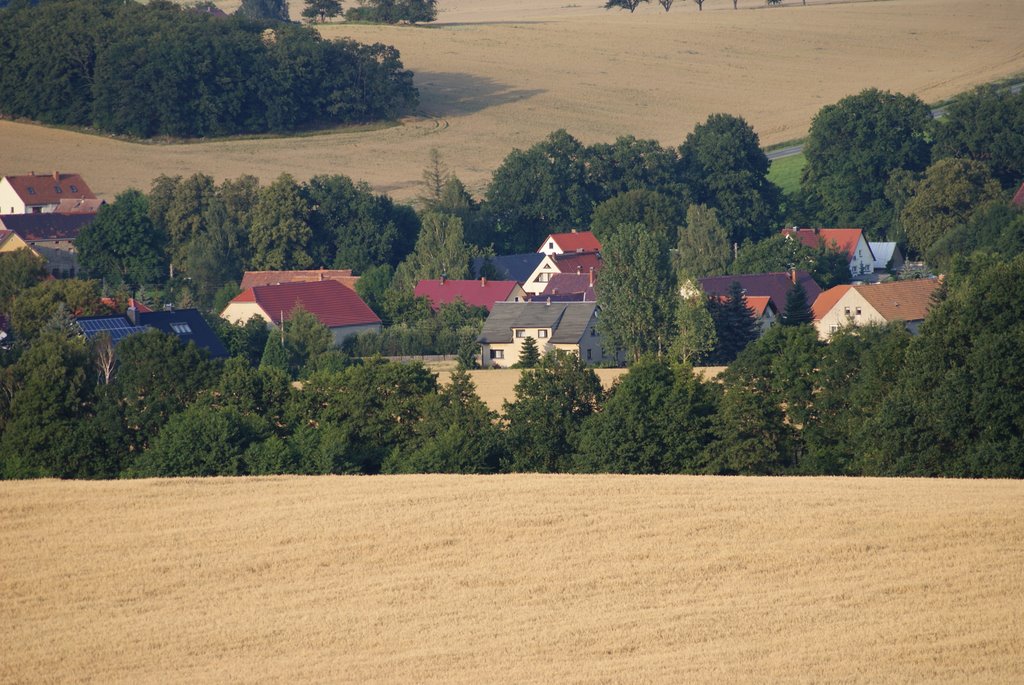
[76,317,150,344]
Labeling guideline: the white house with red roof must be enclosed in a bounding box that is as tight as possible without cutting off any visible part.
[523,251,603,295]
[220,280,381,345]
[781,227,875,279]
[537,230,602,256]
[413,277,526,312]
[0,172,96,214]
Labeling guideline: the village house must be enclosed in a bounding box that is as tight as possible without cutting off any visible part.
[0,213,96,277]
[477,301,610,368]
[696,269,822,315]
[77,305,229,358]
[781,227,875,279]
[413,277,526,311]
[0,172,96,214]
[868,241,905,275]
[471,253,546,284]
[537,230,602,256]
[221,279,381,345]
[812,277,941,340]
[530,270,597,302]
[522,251,603,295]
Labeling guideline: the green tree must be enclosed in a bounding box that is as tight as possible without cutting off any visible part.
[584,136,682,201]
[249,174,313,270]
[392,211,472,290]
[8,279,106,341]
[76,189,168,287]
[676,203,731,279]
[931,85,1024,189]
[237,0,290,21]
[707,281,758,365]
[590,189,684,245]
[732,234,849,290]
[781,279,813,326]
[595,225,677,362]
[800,88,932,236]
[677,113,781,244]
[670,295,717,365]
[604,0,649,11]
[0,249,46,315]
[502,351,603,472]
[574,357,718,473]
[302,0,341,21]
[514,336,541,368]
[284,304,333,375]
[260,328,290,374]
[382,369,503,473]
[900,157,1003,257]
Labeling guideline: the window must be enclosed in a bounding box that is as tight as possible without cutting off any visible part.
[537,273,551,283]
[538,330,548,338]
[69,185,78,193]
[586,349,592,360]
[26,187,35,195]
[843,307,850,316]
[490,349,504,359]
[515,329,525,338]
[170,322,192,334]
[548,241,554,249]
[590,328,597,337]
[855,307,862,316]
[54,185,62,194]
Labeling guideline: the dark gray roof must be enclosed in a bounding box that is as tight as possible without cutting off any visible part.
[472,253,546,283]
[136,309,229,358]
[478,301,598,344]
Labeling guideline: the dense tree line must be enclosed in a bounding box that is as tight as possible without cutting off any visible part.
[0,0,417,138]
[344,0,437,23]
[4,253,1024,479]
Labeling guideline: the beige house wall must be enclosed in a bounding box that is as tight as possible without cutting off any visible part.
[0,232,33,254]
[481,318,608,368]
[220,302,272,326]
[814,289,885,340]
[0,180,26,215]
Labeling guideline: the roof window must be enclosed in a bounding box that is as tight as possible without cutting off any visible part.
[170,322,192,334]
[26,187,35,195]
[54,185,62,193]
[69,185,78,193]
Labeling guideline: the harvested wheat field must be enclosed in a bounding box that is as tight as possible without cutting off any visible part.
[2,476,1023,683]
[2,0,1022,202]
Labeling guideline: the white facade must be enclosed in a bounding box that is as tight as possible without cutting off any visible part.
[480,319,606,368]
[522,255,561,294]
[848,234,875,279]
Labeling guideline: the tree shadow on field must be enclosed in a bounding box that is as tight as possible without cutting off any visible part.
[414,72,544,117]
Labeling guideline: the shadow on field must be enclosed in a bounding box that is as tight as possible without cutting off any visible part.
[415,71,544,116]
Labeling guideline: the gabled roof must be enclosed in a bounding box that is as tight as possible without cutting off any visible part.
[553,251,602,275]
[230,280,380,329]
[781,227,869,261]
[0,212,95,241]
[472,253,546,283]
[537,273,596,301]
[854,278,940,323]
[478,301,598,344]
[868,242,901,270]
[240,269,359,291]
[541,231,602,253]
[55,198,104,214]
[2,172,95,205]
[712,294,775,318]
[136,309,229,358]
[811,285,852,321]
[413,278,519,311]
[699,271,822,312]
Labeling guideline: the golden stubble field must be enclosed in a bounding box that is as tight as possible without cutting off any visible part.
[1,0,1022,203]
[2,476,1022,683]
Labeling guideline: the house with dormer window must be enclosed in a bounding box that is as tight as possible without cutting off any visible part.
[0,172,96,214]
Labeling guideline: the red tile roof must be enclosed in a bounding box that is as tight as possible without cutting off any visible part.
[855,278,940,322]
[541,273,596,299]
[2,172,95,206]
[712,294,776,318]
[699,271,822,312]
[811,285,852,321]
[232,280,380,328]
[1013,181,1024,208]
[542,231,602,253]
[553,251,603,275]
[240,269,359,291]
[413,278,520,312]
[781,228,866,260]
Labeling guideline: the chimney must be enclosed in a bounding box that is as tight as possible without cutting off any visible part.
[164,303,173,312]
[576,266,582,275]
[589,266,594,287]
[546,297,551,306]
[790,268,797,285]
[571,228,577,234]
[440,273,446,285]
[480,277,487,287]
[126,305,137,325]
[319,267,324,282]
[52,171,60,181]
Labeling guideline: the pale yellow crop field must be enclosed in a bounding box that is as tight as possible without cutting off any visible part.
[2,476,1022,683]
[2,0,1022,203]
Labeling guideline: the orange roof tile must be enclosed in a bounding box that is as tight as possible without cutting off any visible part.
[2,172,95,206]
[240,269,359,291]
[812,285,852,321]
[781,228,867,260]
[854,278,940,323]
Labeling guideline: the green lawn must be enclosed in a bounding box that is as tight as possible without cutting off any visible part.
[767,152,806,195]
